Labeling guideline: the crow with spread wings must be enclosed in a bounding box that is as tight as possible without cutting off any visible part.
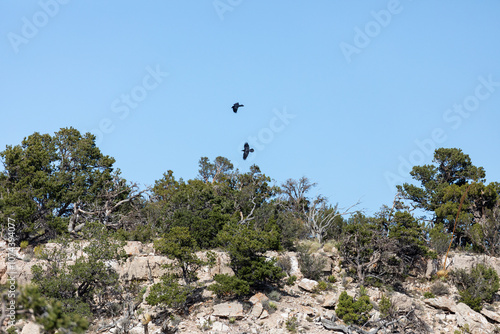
[232,103,244,113]
[242,142,254,160]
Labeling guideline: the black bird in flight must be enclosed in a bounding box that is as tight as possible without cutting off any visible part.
[232,103,244,113]
[242,142,254,160]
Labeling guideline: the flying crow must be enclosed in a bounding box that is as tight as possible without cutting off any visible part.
[232,103,244,113]
[242,142,254,160]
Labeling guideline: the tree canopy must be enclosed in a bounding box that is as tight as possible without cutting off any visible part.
[0,128,143,244]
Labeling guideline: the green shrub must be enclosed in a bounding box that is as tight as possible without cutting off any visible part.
[378,294,392,318]
[208,274,250,298]
[114,223,156,243]
[17,285,88,333]
[423,291,436,299]
[429,223,451,254]
[20,240,29,250]
[285,316,298,333]
[335,291,373,325]
[217,221,285,287]
[327,275,337,283]
[451,263,500,312]
[268,290,282,301]
[297,244,326,280]
[146,274,192,310]
[31,223,125,319]
[33,245,44,259]
[154,226,206,285]
[262,300,277,314]
[286,275,297,286]
[459,290,482,312]
[315,281,328,292]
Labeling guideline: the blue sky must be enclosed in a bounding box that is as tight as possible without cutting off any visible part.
[1,1,499,215]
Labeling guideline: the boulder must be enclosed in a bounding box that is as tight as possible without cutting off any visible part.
[448,252,500,275]
[288,253,303,279]
[212,321,229,332]
[322,257,333,273]
[480,308,500,323]
[250,302,263,318]
[424,296,457,312]
[128,325,144,334]
[260,309,269,319]
[298,278,318,292]
[120,256,172,281]
[426,258,437,279]
[20,322,41,334]
[212,302,244,319]
[249,292,268,305]
[300,305,315,316]
[322,293,339,308]
[123,241,143,256]
[391,292,414,313]
[16,261,39,285]
[455,303,492,334]
[205,251,234,277]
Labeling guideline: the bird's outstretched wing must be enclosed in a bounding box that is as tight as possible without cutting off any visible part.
[243,142,250,160]
[232,103,244,113]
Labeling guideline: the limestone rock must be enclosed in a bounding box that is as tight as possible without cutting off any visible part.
[322,257,333,273]
[300,305,315,316]
[448,252,500,275]
[426,258,439,279]
[249,292,269,305]
[322,293,339,308]
[120,256,172,281]
[298,278,318,292]
[206,251,234,277]
[391,292,414,313]
[251,302,263,318]
[455,302,492,334]
[202,289,215,299]
[424,296,457,312]
[260,309,269,319]
[480,308,500,323]
[212,321,229,332]
[123,241,143,256]
[212,302,244,319]
[288,253,302,279]
[20,322,41,334]
[128,325,144,334]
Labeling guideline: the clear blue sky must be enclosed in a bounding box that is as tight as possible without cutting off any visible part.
[1,1,499,215]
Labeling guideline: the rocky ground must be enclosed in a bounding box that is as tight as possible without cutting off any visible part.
[3,240,500,334]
